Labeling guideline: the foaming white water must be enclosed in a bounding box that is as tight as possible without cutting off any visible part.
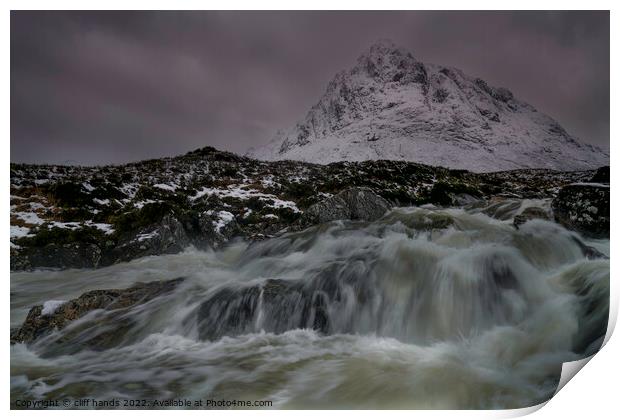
[10,204,609,409]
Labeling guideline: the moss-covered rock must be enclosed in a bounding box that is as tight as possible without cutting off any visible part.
[429,181,481,206]
[301,187,391,227]
[552,183,610,238]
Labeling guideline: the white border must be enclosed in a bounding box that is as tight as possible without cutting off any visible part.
[3,2,616,419]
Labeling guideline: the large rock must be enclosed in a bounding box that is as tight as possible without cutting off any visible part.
[513,206,551,229]
[106,215,191,264]
[301,187,391,226]
[11,278,183,346]
[552,183,610,238]
[195,279,335,341]
[590,166,610,183]
[381,209,455,231]
[196,209,241,246]
[193,271,380,341]
[12,243,102,270]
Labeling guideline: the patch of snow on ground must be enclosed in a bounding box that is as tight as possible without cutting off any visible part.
[261,175,276,188]
[191,186,249,201]
[261,197,300,212]
[93,198,110,205]
[10,226,31,238]
[88,223,115,235]
[29,202,45,211]
[153,183,178,192]
[136,231,159,242]
[134,199,159,209]
[82,182,95,192]
[14,212,45,226]
[41,300,66,316]
[26,220,116,235]
[49,221,82,230]
[191,185,299,212]
[119,183,139,199]
[213,211,234,233]
[570,182,610,188]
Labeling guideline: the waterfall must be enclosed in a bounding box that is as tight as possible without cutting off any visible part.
[10,202,609,409]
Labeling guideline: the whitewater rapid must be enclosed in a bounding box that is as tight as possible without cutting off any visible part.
[10,202,609,409]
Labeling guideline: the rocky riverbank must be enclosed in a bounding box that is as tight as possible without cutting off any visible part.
[10,147,608,270]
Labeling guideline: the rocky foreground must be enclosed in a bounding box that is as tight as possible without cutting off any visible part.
[11,146,609,271]
[10,149,610,348]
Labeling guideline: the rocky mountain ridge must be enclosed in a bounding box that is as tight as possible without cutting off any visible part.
[10,145,606,271]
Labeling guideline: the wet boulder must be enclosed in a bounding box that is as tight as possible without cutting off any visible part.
[513,207,551,229]
[301,187,391,226]
[466,198,521,221]
[381,209,454,231]
[552,183,609,238]
[195,279,336,341]
[571,236,609,260]
[11,278,184,346]
[428,181,482,207]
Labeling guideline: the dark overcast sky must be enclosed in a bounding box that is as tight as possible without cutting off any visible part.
[11,11,610,165]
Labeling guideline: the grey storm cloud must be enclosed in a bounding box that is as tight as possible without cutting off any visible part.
[11,11,609,165]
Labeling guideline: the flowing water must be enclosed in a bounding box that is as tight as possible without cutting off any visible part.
[10,201,609,409]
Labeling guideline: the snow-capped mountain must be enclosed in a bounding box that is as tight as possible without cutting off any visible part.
[249,40,608,172]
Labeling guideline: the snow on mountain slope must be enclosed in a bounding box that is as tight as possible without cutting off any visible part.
[248,40,608,172]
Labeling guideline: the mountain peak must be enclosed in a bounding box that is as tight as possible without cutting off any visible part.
[352,39,421,83]
[249,41,608,172]
[364,39,403,56]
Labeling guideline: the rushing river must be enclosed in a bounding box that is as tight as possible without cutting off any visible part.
[10,201,609,409]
